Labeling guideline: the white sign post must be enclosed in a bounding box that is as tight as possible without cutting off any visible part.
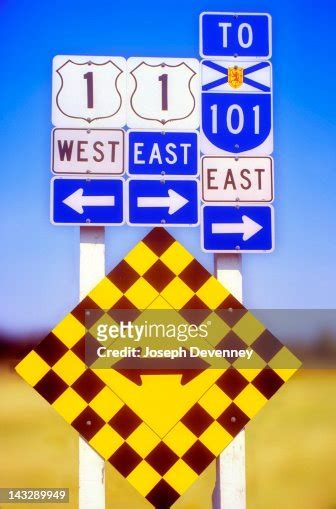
[213,253,246,509]
[200,10,273,509]
[79,227,106,509]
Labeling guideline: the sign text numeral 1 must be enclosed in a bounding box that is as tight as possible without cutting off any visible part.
[158,73,168,111]
[84,71,94,109]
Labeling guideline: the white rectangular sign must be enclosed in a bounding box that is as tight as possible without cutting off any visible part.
[202,156,273,203]
[52,55,126,127]
[127,57,200,129]
[52,129,124,175]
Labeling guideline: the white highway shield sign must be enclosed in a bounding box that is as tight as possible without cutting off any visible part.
[202,156,273,203]
[52,55,126,127]
[201,60,273,155]
[52,129,125,175]
[127,57,200,129]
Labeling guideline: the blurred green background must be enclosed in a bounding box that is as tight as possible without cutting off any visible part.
[1,367,335,509]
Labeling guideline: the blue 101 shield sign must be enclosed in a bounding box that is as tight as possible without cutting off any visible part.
[202,205,274,253]
[51,178,124,225]
[200,12,272,59]
[201,60,273,155]
[127,179,199,226]
[128,131,199,176]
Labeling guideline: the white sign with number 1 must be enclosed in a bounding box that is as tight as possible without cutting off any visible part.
[52,55,126,127]
[127,57,200,129]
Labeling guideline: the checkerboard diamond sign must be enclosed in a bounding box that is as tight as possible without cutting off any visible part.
[127,57,200,129]
[201,60,273,155]
[16,229,299,507]
[52,55,126,127]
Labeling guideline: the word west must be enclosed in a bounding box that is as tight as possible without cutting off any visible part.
[52,128,124,174]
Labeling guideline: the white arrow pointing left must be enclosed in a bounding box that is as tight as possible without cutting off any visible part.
[62,188,115,214]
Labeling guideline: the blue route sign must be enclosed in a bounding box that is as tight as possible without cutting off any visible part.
[201,60,273,155]
[51,177,124,225]
[200,12,272,59]
[128,131,199,176]
[127,179,199,226]
[202,205,274,253]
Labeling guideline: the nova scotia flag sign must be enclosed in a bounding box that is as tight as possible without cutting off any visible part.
[201,60,273,155]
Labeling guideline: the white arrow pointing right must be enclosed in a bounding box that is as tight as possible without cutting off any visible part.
[137,189,189,215]
[212,215,263,241]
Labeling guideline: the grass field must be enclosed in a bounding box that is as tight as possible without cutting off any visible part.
[1,367,336,509]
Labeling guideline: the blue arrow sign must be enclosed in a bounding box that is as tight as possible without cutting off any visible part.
[128,131,199,176]
[202,205,274,252]
[51,178,124,225]
[200,12,272,59]
[128,179,199,226]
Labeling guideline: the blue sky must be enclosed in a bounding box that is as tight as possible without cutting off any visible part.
[1,0,335,334]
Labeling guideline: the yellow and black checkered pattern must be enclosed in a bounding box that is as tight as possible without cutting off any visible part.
[16,228,300,508]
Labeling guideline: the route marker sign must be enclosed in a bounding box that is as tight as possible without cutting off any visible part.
[51,177,124,226]
[127,179,199,226]
[202,156,273,203]
[16,229,299,507]
[201,60,273,155]
[52,129,125,175]
[200,12,272,59]
[128,131,199,176]
[127,57,200,129]
[52,55,126,127]
[202,204,274,252]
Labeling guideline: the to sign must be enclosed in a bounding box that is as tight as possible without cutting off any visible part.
[201,60,273,155]
[52,55,126,127]
[51,177,124,225]
[52,129,124,175]
[127,57,200,129]
[200,12,272,59]
[202,204,274,252]
[128,131,199,176]
[202,156,273,202]
[127,178,199,226]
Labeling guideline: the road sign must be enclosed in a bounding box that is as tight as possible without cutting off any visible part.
[127,179,199,226]
[51,177,124,226]
[202,156,273,203]
[52,55,126,127]
[202,204,274,252]
[200,12,272,59]
[128,130,199,176]
[127,57,200,129]
[52,129,125,175]
[201,60,273,155]
[16,228,299,507]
